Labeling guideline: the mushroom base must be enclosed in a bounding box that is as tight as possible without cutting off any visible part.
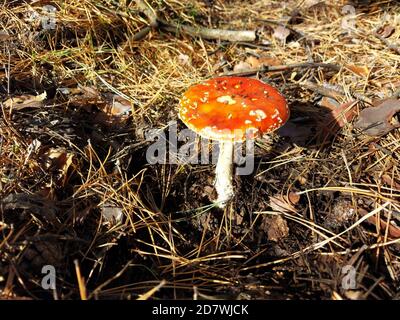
[214,140,234,208]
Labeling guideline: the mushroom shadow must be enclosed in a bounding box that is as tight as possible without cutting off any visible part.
[276,99,351,149]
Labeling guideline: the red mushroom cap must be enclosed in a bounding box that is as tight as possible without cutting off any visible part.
[178,76,289,141]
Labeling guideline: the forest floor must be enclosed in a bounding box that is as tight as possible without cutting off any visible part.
[1,0,400,300]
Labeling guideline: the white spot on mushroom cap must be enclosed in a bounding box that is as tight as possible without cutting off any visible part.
[245,120,252,124]
[271,109,280,119]
[249,109,267,122]
[217,95,237,105]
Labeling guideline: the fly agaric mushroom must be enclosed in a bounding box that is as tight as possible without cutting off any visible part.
[178,76,289,208]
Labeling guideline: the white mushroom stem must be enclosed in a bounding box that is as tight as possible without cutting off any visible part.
[215,140,234,208]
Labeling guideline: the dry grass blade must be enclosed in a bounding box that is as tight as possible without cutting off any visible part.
[137,280,167,300]
[74,260,88,300]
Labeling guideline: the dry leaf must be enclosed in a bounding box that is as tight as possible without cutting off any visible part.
[330,100,358,127]
[60,86,131,126]
[233,61,252,73]
[3,92,46,111]
[101,204,124,225]
[288,192,300,205]
[376,24,396,38]
[245,56,283,75]
[95,94,132,126]
[261,215,289,242]
[343,290,363,300]
[273,25,291,43]
[111,98,131,116]
[381,174,400,190]
[346,64,369,77]
[43,148,75,186]
[319,96,340,110]
[269,194,297,214]
[359,208,400,238]
[319,100,358,138]
[103,94,132,116]
[246,56,282,69]
[177,53,191,66]
[354,98,400,136]
[62,86,104,108]
[0,31,11,41]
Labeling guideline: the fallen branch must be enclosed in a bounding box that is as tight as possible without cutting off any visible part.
[159,19,257,42]
[134,0,257,42]
[221,62,341,77]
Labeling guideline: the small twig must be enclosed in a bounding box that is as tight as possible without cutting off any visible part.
[373,31,400,55]
[207,41,270,56]
[302,80,372,104]
[224,41,271,49]
[221,62,341,77]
